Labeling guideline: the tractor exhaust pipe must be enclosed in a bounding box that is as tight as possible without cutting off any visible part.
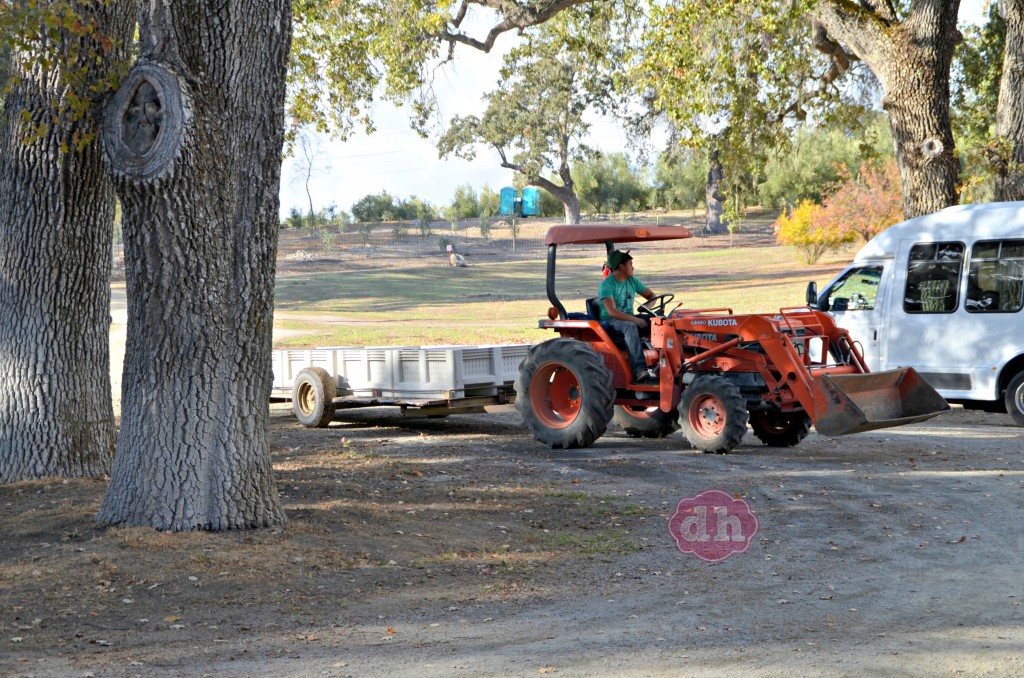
[811,368,950,437]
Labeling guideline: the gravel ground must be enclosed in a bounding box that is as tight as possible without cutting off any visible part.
[255,405,1024,678]
[5,402,1020,678]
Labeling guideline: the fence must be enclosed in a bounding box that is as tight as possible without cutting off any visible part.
[279,210,726,261]
[112,209,776,274]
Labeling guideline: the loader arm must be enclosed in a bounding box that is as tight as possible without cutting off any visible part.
[658,309,949,436]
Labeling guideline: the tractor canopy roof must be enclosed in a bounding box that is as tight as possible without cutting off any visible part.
[544,224,694,246]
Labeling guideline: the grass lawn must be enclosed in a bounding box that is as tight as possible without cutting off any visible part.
[272,243,856,348]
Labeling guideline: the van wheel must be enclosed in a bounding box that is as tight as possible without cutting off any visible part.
[679,375,749,454]
[750,409,812,447]
[613,405,680,438]
[515,338,614,449]
[293,367,337,428]
[1005,371,1024,426]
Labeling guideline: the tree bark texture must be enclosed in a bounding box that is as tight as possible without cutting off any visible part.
[537,180,580,225]
[996,0,1024,201]
[0,2,132,483]
[528,167,580,224]
[96,2,290,530]
[814,0,961,218]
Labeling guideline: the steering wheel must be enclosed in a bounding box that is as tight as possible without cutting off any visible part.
[637,293,675,317]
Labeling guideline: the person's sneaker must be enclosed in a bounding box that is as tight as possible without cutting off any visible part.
[633,368,658,384]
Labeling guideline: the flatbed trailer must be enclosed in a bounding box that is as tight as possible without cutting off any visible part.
[271,344,531,426]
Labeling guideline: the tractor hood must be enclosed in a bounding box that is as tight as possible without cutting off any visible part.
[544,224,694,246]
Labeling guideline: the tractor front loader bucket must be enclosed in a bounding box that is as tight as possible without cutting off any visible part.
[810,368,950,437]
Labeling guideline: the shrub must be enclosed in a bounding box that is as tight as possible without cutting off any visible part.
[351,191,396,222]
[450,184,480,220]
[283,207,304,230]
[318,228,335,252]
[774,200,853,264]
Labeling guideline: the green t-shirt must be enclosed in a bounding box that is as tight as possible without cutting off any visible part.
[598,275,646,320]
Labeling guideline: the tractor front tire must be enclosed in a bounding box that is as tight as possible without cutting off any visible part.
[749,409,812,447]
[1005,371,1024,427]
[293,367,337,428]
[614,405,680,439]
[515,338,614,449]
[679,375,748,454]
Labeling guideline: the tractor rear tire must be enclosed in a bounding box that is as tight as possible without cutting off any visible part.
[614,405,680,439]
[749,409,812,447]
[1005,371,1024,427]
[679,375,748,454]
[515,338,614,449]
[293,367,337,428]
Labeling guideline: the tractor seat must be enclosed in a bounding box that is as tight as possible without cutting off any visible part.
[586,297,627,349]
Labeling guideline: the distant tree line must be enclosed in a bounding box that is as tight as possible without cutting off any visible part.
[284,119,894,230]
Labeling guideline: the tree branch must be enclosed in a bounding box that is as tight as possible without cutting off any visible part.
[529,173,571,197]
[778,21,862,120]
[440,0,594,53]
[492,144,569,195]
[811,0,893,78]
[859,0,899,24]
[451,0,470,29]
[494,144,521,172]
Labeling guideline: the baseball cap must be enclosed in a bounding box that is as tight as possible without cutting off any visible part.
[607,250,632,270]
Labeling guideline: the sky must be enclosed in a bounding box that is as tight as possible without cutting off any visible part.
[279,44,528,219]
[278,2,991,220]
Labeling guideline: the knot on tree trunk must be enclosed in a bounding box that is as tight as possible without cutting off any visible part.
[103,62,190,184]
[919,137,944,159]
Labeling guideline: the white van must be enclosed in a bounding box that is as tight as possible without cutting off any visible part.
[809,201,1024,426]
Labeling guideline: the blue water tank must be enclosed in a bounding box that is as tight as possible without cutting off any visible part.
[521,187,541,217]
[499,187,517,216]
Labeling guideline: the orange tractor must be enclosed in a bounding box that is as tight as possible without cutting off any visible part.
[514,225,949,452]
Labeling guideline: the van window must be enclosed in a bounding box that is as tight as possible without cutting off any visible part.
[903,242,964,313]
[966,239,1024,313]
[824,266,883,311]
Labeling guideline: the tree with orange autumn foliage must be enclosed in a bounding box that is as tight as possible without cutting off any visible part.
[818,158,904,243]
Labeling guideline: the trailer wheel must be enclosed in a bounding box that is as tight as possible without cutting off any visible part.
[515,338,614,449]
[613,405,680,439]
[1005,371,1024,427]
[749,409,812,447]
[679,375,749,454]
[292,367,337,428]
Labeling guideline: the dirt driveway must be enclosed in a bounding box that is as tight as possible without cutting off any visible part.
[2,403,1022,677]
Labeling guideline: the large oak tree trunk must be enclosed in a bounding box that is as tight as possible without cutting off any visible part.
[97,1,290,530]
[705,156,725,235]
[814,0,961,218]
[557,189,582,225]
[530,168,580,224]
[0,2,131,483]
[995,0,1024,201]
[882,14,961,217]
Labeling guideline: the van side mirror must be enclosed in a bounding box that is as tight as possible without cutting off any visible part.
[805,281,819,309]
